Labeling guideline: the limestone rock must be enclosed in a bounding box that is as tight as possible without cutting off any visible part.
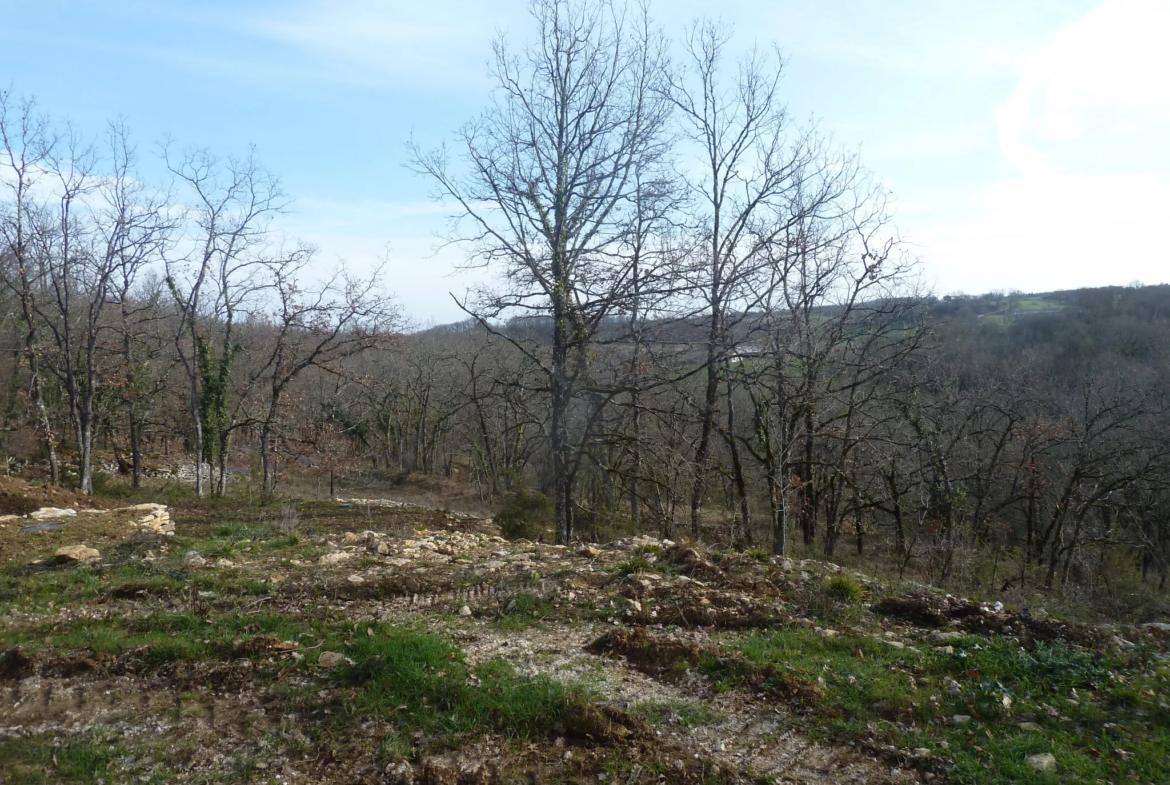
[317,651,349,668]
[1025,753,1056,772]
[319,552,353,565]
[31,507,77,520]
[54,545,100,562]
[576,545,601,558]
[458,605,473,617]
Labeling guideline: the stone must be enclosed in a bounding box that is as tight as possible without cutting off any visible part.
[1024,753,1056,772]
[54,545,100,563]
[458,605,473,617]
[343,532,360,543]
[347,574,365,584]
[317,651,348,668]
[319,552,353,565]
[213,558,234,569]
[577,545,601,558]
[31,507,77,520]
[951,714,972,725]
[1018,722,1043,732]
[376,542,393,555]
[945,678,962,697]
[184,551,206,566]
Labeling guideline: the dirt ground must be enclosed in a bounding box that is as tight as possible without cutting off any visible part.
[1,483,1166,784]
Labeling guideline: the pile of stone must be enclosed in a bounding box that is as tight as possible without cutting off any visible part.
[121,503,173,535]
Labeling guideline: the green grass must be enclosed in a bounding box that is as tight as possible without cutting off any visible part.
[715,627,1170,784]
[0,730,135,784]
[612,554,654,576]
[0,610,351,670]
[338,626,598,757]
[496,591,557,631]
[631,699,724,727]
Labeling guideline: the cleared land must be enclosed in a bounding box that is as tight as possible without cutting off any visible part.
[1,487,1167,784]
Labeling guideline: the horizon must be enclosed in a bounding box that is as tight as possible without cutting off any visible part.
[2,0,1167,323]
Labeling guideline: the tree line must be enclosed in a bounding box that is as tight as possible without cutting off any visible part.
[3,0,1169,607]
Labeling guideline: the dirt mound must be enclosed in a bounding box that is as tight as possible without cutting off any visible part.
[0,647,35,680]
[588,627,823,703]
[872,592,1110,649]
[0,476,111,515]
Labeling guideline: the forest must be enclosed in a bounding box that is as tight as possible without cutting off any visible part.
[3,4,1169,622]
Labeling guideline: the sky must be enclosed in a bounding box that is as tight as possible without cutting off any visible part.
[2,0,1167,323]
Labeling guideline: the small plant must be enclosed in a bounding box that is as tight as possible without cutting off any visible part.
[495,488,553,541]
[826,574,862,604]
[746,547,771,562]
[613,554,653,576]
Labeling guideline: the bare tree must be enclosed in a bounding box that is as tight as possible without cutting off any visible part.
[248,251,397,498]
[0,91,61,484]
[164,143,284,498]
[412,0,672,543]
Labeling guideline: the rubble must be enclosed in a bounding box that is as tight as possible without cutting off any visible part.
[54,544,100,562]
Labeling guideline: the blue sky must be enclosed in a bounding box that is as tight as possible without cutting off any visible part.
[3,0,1167,323]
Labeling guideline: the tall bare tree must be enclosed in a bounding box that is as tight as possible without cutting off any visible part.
[412,0,672,543]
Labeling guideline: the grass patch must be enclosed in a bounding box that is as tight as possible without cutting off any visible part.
[496,591,557,631]
[612,555,654,576]
[631,699,724,727]
[721,627,1170,784]
[339,627,619,757]
[0,730,127,784]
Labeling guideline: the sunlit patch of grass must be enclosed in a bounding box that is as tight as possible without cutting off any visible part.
[340,626,600,757]
[715,627,1170,784]
[496,591,557,631]
[0,729,126,784]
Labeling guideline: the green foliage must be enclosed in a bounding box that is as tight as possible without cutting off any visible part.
[0,731,123,784]
[197,334,240,471]
[631,700,723,727]
[497,591,556,631]
[724,628,1170,785]
[826,574,862,603]
[91,470,134,499]
[613,554,653,576]
[340,627,590,756]
[214,522,274,540]
[495,488,553,541]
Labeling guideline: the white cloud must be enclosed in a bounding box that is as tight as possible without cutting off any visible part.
[920,0,1170,293]
[996,0,1170,177]
[238,0,523,89]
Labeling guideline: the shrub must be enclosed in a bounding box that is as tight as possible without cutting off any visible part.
[495,488,554,541]
[826,574,862,604]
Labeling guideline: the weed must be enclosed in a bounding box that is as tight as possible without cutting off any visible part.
[826,574,862,603]
[613,555,654,576]
[495,488,553,541]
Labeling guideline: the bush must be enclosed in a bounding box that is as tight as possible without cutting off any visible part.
[826,574,862,604]
[495,488,554,541]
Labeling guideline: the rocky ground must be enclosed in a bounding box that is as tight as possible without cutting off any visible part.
[1,490,1168,784]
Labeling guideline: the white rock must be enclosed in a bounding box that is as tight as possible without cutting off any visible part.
[317,651,349,668]
[347,574,365,584]
[952,714,972,725]
[213,558,234,569]
[319,552,353,565]
[31,507,77,520]
[458,605,473,617]
[54,545,99,562]
[1024,753,1056,772]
